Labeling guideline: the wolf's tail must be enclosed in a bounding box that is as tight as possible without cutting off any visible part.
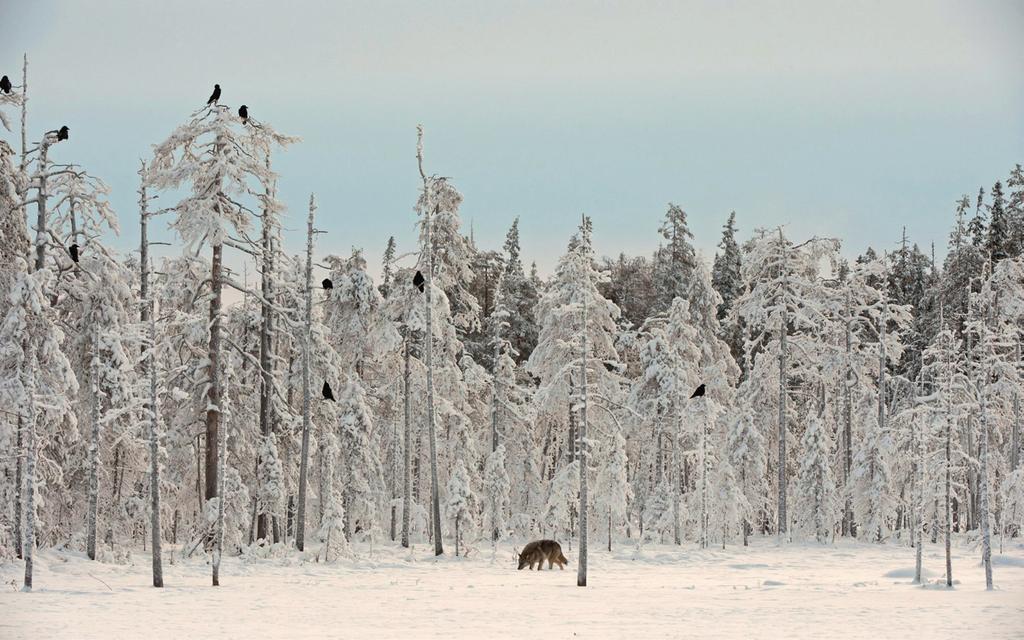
[559,552,568,564]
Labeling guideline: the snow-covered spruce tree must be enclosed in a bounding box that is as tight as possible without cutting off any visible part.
[414,125,478,555]
[651,203,696,314]
[827,255,910,537]
[324,248,401,374]
[445,458,478,557]
[147,102,285,522]
[732,228,839,535]
[491,217,539,363]
[725,403,767,545]
[527,220,623,500]
[593,426,630,551]
[481,444,511,556]
[794,397,839,543]
[0,92,29,559]
[712,211,743,361]
[0,260,78,590]
[851,409,896,542]
[628,298,699,545]
[336,376,386,545]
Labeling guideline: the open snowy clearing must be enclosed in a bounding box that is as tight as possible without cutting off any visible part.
[3,538,1023,639]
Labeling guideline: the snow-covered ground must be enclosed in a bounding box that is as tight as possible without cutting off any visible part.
[3,538,1023,639]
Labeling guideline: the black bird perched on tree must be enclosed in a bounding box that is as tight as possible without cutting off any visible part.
[57,126,69,141]
[413,270,425,293]
[322,381,335,402]
[207,84,221,105]
[689,383,706,399]
[0,75,11,94]
[322,278,333,290]
[238,105,248,123]
[68,244,79,263]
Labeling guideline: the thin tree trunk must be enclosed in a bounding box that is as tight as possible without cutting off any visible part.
[86,327,101,560]
[212,389,226,587]
[295,195,316,551]
[979,359,994,590]
[843,289,854,537]
[577,286,588,588]
[777,296,788,533]
[914,401,924,584]
[256,161,276,542]
[22,355,37,591]
[402,337,412,548]
[205,242,223,503]
[140,162,163,586]
[417,128,443,556]
[13,415,22,559]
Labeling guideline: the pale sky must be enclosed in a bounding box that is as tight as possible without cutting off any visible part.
[3,0,1022,278]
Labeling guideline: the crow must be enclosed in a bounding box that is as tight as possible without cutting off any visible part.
[238,105,248,122]
[689,383,706,399]
[322,278,333,290]
[0,75,11,94]
[57,126,69,141]
[69,243,79,263]
[207,84,221,105]
[413,270,425,293]
[322,381,335,401]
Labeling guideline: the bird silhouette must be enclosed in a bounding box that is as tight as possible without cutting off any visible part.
[57,126,69,141]
[207,84,221,105]
[322,278,333,290]
[0,76,11,94]
[689,383,706,399]
[322,381,335,401]
[413,270,425,293]
[69,243,79,263]
[238,105,248,123]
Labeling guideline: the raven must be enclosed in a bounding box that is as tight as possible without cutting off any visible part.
[57,126,69,141]
[69,243,79,263]
[238,105,248,122]
[207,84,221,105]
[0,75,11,94]
[413,270,425,293]
[689,383,706,399]
[322,278,333,290]
[322,381,335,402]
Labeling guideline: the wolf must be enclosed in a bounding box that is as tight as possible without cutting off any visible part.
[515,539,568,570]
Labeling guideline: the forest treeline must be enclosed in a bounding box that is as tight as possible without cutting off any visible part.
[1,61,1022,591]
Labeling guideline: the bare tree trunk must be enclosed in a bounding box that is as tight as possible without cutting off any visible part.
[86,326,101,560]
[777,297,788,533]
[33,140,51,272]
[13,415,22,559]
[205,242,224,504]
[979,359,994,590]
[672,411,681,546]
[13,55,29,562]
[402,337,412,548]
[914,398,924,584]
[1013,342,1021,473]
[577,287,588,588]
[700,403,709,548]
[22,355,37,591]
[139,162,163,586]
[295,195,316,551]
[416,128,443,556]
[944,368,953,587]
[842,289,854,537]
[256,162,276,542]
[212,389,226,587]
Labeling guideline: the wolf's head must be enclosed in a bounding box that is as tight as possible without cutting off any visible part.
[515,547,528,570]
